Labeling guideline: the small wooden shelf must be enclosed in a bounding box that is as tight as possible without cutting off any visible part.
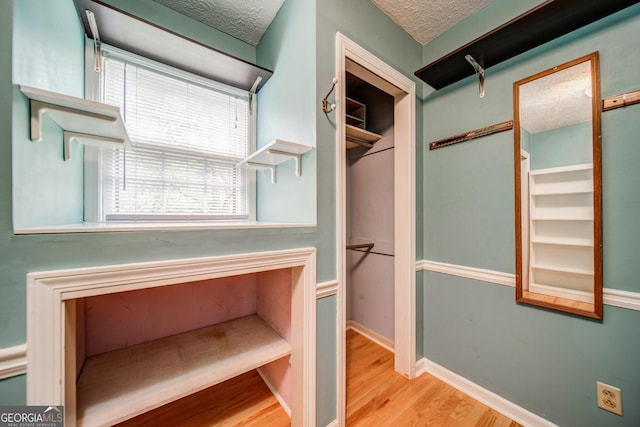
[532,189,593,196]
[345,124,382,150]
[531,264,594,277]
[532,238,593,247]
[19,85,131,161]
[530,163,593,176]
[236,139,312,184]
[76,315,291,427]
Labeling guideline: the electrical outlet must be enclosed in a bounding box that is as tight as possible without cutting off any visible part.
[597,381,623,416]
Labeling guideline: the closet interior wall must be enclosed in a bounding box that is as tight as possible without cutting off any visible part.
[345,73,395,343]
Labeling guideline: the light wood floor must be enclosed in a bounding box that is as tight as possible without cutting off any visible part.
[346,329,521,426]
[117,329,521,426]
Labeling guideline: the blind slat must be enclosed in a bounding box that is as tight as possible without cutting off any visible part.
[101,51,250,219]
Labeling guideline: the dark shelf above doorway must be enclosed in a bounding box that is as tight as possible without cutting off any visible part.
[415,0,639,90]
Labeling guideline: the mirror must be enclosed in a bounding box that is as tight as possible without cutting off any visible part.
[514,52,602,319]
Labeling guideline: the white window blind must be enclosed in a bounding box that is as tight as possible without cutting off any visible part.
[99,48,250,220]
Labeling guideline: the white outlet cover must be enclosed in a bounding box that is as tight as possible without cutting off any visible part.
[597,381,623,416]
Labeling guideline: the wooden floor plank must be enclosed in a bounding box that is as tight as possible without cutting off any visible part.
[345,329,522,427]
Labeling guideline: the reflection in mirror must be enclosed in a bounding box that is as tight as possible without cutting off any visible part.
[514,52,602,319]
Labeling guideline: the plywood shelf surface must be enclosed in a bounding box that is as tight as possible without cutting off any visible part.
[76,314,291,427]
[345,124,381,143]
[345,124,382,150]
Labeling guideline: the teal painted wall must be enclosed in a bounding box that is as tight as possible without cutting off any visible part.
[12,0,85,228]
[0,0,317,403]
[422,2,640,425]
[316,295,337,427]
[530,122,592,170]
[316,0,424,283]
[256,0,317,224]
[315,0,423,423]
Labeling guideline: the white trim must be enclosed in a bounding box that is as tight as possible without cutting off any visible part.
[0,344,27,381]
[417,259,640,311]
[14,221,315,234]
[346,320,394,353]
[336,31,416,427]
[256,367,292,418]
[325,421,339,427]
[316,280,339,298]
[27,248,316,427]
[417,259,516,287]
[416,358,557,427]
[603,288,640,311]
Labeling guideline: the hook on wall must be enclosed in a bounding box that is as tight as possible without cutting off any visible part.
[465,55,485,98]
[322,77,338,113]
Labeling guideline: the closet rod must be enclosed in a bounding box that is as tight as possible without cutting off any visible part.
[346,243,374,251]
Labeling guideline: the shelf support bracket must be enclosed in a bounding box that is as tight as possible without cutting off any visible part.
[63,131,126,161]
[465,55,485,98]
[267,149,303,177]
[29,100,118,142]
[246,162,277,184]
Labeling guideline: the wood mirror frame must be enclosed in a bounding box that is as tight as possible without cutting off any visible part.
[514,52,602,319]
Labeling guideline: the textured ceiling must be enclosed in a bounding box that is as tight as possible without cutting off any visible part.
[371,0,494,45]
[519,61,593,134]
[153,0,494,47]
[152,0,285,46]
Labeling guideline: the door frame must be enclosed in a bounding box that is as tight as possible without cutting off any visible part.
[335,32,416,426]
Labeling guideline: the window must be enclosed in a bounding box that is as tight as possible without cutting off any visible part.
[87,46,254,222]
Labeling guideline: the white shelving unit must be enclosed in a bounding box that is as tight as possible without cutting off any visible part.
[19,85,131,161]
[236,139,312,184]
[76,315,290,427]
[528,163,594,303]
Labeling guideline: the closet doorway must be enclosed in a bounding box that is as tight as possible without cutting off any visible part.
[335,33,416,426]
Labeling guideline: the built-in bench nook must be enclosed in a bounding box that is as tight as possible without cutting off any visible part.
[26,248,316,427]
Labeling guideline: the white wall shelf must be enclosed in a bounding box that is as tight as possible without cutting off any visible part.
[76,314,290,427]
[236,139,312,184]
[19,85,131,161]
[527,163,595,298]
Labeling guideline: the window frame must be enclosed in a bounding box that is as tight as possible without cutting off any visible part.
[83,39,257,223]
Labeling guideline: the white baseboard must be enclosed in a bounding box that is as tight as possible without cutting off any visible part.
[256,367,291,418]
[324,420,338,427]
[416,358,557,427]
[0,344,27,381]
[417,259,640,311]
[346,320,394,353]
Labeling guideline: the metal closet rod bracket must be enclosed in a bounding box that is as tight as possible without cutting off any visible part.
[465,55,485,98]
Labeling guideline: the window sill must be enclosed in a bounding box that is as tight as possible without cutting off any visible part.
[13,221,316,235]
